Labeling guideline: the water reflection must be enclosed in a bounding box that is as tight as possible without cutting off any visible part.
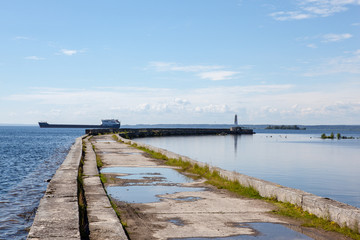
[101,167,193,184]
[169,222,313,240]
[107,185,206,204]
[102,166,205,203]
[234,135,238,154]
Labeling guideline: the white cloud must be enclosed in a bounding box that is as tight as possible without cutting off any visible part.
[195,104,230,113]
[299,33,352,48]
[147,61,244,81]
[148,61,223,72]
[304,49,360,76]
[25,56,45,60]
[60,49,78,56]
[14,36,30,40]
[322,33,352,42]
[4,82,359,124]
[302,4,347,16]
[174,98,190,105]
[133,103,172,113]
[197,71,239,81]
[306,43,318,48]
[270,0,360,20]
[135,103,150,112]
[269,11,312,21]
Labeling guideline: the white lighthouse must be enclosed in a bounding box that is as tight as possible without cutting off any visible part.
[230,114,242,132]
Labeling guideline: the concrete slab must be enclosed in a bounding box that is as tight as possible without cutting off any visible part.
[83,137,128,240]
[27,137,83,240]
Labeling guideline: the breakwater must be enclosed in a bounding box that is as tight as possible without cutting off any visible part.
[27,137,83,239]
[86,127,253,138]
[27,133,360,238]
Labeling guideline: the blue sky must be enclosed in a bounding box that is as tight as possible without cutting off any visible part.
[1,0,359,125]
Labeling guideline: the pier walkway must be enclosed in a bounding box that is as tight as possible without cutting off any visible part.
[83,137,128,239]
[89,134,338,240]
[27,137,83,239]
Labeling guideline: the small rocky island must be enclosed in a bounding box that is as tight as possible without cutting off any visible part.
[265,125,306,130]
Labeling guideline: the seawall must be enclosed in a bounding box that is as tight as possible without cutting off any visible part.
[27,135,128,240]
[119,135,360,234]
[87,127,253,138]
[27,136,83,239]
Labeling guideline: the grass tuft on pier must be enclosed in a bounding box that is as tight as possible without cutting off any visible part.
[271,201,360,240]
[78,140,90,239]
[166,157,262,199]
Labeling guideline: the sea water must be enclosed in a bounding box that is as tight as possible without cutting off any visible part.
[1,125,359,239]
[0,126,83,240]
[136,126,360,208]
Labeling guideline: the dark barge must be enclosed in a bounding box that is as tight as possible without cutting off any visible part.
[38,119,120,129]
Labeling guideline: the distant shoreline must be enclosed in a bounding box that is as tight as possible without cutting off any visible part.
[1,123,360,129]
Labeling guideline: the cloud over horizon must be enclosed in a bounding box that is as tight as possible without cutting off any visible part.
[4,82,359,124]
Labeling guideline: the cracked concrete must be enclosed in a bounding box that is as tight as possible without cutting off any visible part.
[83,136,127,240]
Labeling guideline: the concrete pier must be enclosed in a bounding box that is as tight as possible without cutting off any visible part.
[27,137,83,240]
[91,135,290,239]
[93,135,348,239]
[28,133,359,239]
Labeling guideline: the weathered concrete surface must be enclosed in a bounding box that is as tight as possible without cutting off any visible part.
[27,137,83,240]
[92,135,350,240]
[119,135,360,235]
[83,137,128,240]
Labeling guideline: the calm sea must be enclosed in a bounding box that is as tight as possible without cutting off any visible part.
[0,126,84,240]
[136,126,360,209]
[1,125,359,239]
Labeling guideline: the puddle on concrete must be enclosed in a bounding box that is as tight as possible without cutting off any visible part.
[170,196,202,202]
[101,167,193,184]
[103,166,205,203]
[95,140,117,143]
[170,222,313,240]
[107,185,206,203]
[168,218,185,226]
[99,152,143,155]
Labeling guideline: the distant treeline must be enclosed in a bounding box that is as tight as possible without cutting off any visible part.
[265,125,306,130]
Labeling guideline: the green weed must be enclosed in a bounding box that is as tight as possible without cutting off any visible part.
[271,201,360,239]
[96,155,103,168]
[99,173,107,184]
